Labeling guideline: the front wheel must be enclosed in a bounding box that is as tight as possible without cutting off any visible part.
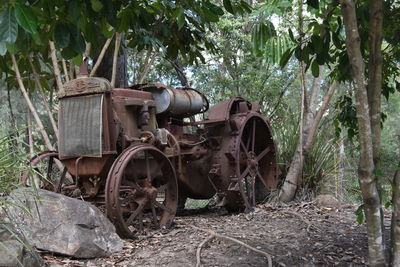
[105,144,178,238]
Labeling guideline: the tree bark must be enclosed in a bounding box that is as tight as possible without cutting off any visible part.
[94,34,127,88]
[340,0,386,265]
[367,0,383,165]
[278,80,336,202]
[392,159,400,265]
[49,41,64,92]
[137,50,156,84]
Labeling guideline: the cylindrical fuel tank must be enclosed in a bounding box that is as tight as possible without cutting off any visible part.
[142,84,205,116]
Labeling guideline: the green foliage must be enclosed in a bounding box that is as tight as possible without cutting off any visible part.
[0,134,27,194]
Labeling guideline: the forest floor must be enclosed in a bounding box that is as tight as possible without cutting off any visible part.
[42,202,385,267]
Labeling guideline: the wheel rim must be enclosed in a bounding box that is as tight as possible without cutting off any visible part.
[235,114,277,212]
[105,144,178,238]
[22,152,72,193]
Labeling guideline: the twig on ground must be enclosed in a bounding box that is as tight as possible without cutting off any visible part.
[186,223,273,267]
[196,234,214,267]
[281,210,320,232]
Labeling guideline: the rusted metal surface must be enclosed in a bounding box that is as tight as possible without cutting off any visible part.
[24,75,278,238]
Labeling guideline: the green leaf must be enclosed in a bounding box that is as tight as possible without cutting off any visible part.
[61,45,78,59]
[223,0,234,14]
[306,0,319,9]
[68,0,81,21]
[311,59,319,77]
[6,43,18,54]
[72,54,83,66]
[54,23,70,49]
[177,12,185,30]
[280,47,294,68]
[0,42,6,56]
[0,8,18,44]
[91,0,103,12]
[354,204,364,225]
[14,4,38,34]
[374,168,384,177]
[71,31,85,54]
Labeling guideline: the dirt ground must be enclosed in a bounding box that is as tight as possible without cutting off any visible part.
[42,202,379,267]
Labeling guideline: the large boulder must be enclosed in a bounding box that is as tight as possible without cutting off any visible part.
[0,226,44,267]
[5,188,123,259]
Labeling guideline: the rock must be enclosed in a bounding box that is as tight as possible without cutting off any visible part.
[315,194,340,208]
[5,188,123,259]
[0,227,44,267]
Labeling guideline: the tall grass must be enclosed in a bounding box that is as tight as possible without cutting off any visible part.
[272,109,337,199]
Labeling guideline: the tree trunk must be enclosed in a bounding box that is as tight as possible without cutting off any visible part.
[391,160,400,265]
[95,34,127,88]
[278,80,336,202]
[137,50,156,84]
[28,56,59,138]
[340,0,386,265]
[10,54,55,152]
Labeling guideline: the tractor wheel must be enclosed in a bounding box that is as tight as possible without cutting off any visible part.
[224,113,278,212]
[22,151,74,193]
[105,144,178,238]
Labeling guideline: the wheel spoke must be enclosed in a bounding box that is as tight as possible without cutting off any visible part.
[251,119,256,152]
[46,156,54,183]
[54,167,67,193]
[251,175,256,206]
[151,205,159,227]
[256,147,271,161]
[240,139,249,155]
[152,200,173,214]
[240,167,250,180]
[126,200,146,226]
[256,170,269,189]
[145,152,151,180]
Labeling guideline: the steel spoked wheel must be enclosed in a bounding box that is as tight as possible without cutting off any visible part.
[236,114,278,212]
[105,144,178,238]
[22,151,73,193]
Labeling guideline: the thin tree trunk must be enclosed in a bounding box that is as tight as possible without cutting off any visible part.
[10,54,55,152]
[303,81,337,154]
[90,37,113,77]
[61,59,69,83]
[111,32,122,87]
[392,159,400,265]
[49,41,64,92]
[28,56,59,138]
[27,109,34,157]
[367,0,383,165]
[137,50,156,84]
[340,0,386,265]
[168,58,189,86]
[278,81,336,202]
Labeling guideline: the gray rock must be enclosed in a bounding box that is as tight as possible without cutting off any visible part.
[5,188,123,259]
[0,229,44,267]
[315,194,340,208]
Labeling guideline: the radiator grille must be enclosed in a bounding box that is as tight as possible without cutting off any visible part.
[58,95,103,158]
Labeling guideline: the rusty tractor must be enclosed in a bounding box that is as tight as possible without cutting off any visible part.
[23,72,278,238]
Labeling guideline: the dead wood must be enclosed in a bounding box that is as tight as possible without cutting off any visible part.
[186,223,273,267]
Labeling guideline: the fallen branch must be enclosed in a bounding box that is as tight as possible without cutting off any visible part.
[281,210,320,232]
[196,234,214,267]
[187,224,273,267]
